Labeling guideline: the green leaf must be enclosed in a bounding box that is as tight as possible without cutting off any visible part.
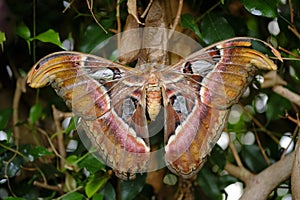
[100,183,116,200]
[209,145,226,170]
[0,108,13,129]
[240,145,268,173]
[16,24,65,50]
[78,23,113,53]
[78,154,105,173]
[29,102,43,125]
[27,146,53,161]
[32,29,66,50]
[85,174,110,198]
[65,173,77,192]
[120,174,146,200]
[240,0,278,18]
[66,155,78,164]
[16,22,31,40]
[0,31,6,51]
[180,13,202,39]
[245,17,260,37]
[198,170,237,199]
[5,197,25,200]
[63,154,81,171]
[200,13,235,45]
[62,192,84,200]
[16,22,31,51]
[226,16,248,36]
[218,175,238,189]
[197,168,222,199]
[19,144,53,161]
[92,193,104,200]
[266,92,291,121]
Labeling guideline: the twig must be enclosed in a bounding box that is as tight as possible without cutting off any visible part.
[172,0,183,30]
[4,145,21,197]
[52,105,68,169]
[21,164,48,184]
[109,28,119,34]
[168,0,183,39]
[280,118,299,159]
[278,46,300,58]
[254,128,270,165]
[240,103,279,143]
[86,0,108,33]
[0,143,27,158]
[196,2,220,22]
[287,0,300,40]
[33,181,63,192]
[38,128,66,163]
[7,76,26,197]
[62,0,74,13]
[288,25,300,40]
[286,112,300,126]
[13,77,26,145]
[116,0,121,50]
[53,186,84,200]
[273,85,300,106]
[227,132,243,167]
[127,0,144,25]
[5,175,16,197]
[288,0,294,24]
[140,0,153,18]
[36,165,48,184]
[2,141,26,197]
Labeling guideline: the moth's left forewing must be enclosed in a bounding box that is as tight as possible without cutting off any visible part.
[27,51,135,119]
[162,38,278,178]
[27,51,151,179]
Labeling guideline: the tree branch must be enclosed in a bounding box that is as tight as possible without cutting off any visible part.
[240,151,294,200]
[224,162,254,184]
[52,105,67,170]
[292,129,300,199]
[273,85,300,106]
[13,77,26,145]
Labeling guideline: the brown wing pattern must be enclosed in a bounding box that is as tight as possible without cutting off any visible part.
[162,38,278,178]
[27,51,150,179]
[27,38,278,179]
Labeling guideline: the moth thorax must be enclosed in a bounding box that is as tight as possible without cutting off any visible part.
[146,85,161,121]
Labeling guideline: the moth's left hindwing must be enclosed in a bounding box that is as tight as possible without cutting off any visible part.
[162,38,277,178]
[27,51,151,179]
[162,74,229,178]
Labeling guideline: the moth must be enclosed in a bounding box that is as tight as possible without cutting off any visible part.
[27,37,278,179]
